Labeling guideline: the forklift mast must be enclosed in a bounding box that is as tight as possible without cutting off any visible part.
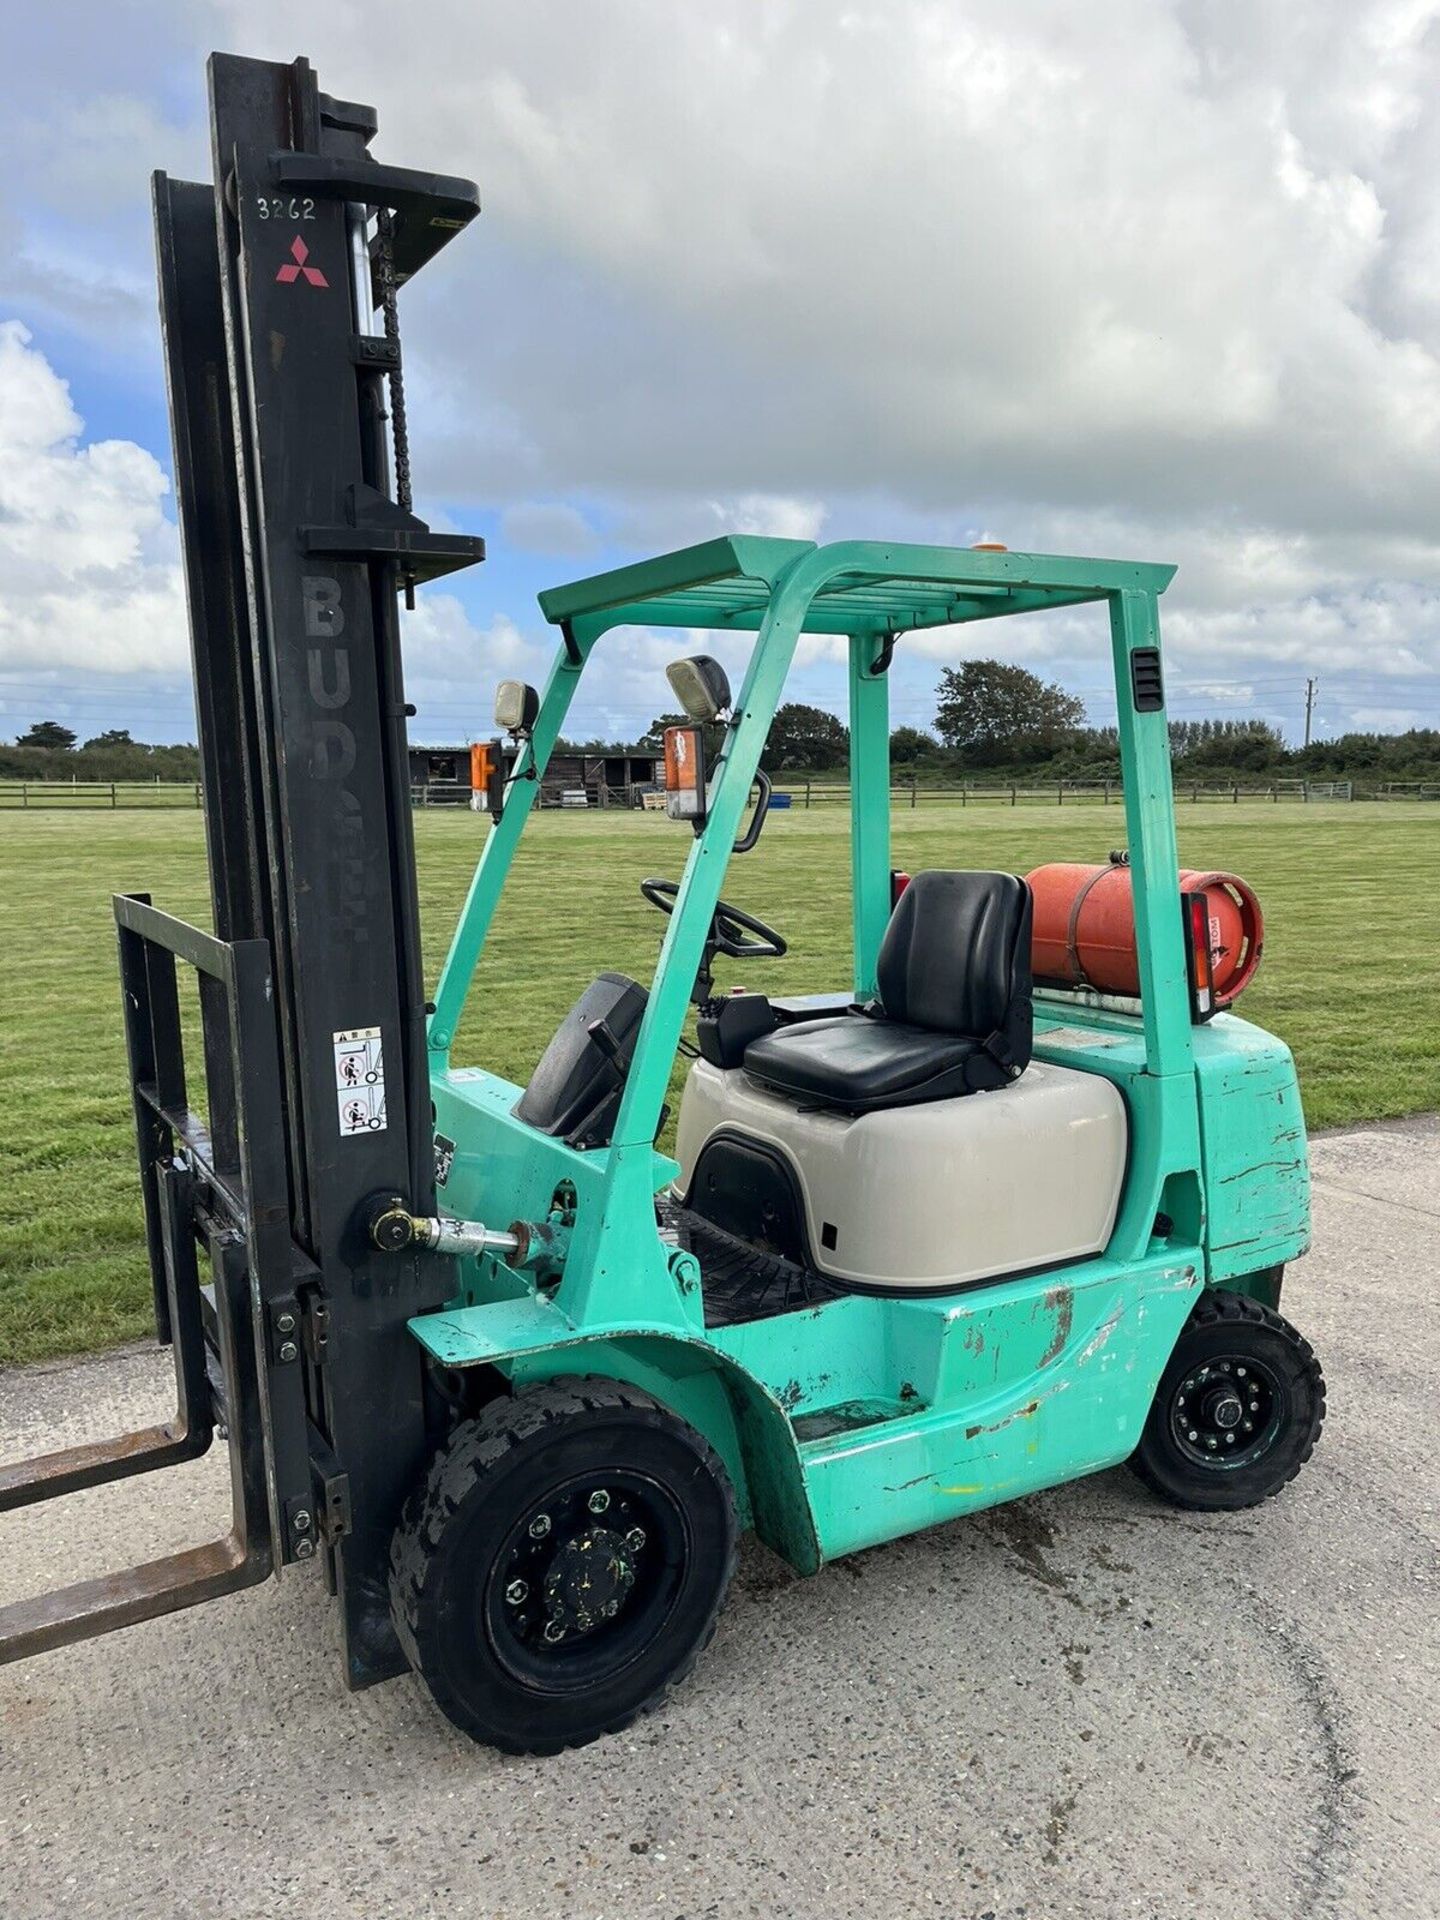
[0,53,482,1687]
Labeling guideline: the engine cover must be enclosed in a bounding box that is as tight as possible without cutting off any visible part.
[674,1057,1128,1292]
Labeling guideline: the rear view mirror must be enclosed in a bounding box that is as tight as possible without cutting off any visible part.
[494,680,539,735]
[665,655,731,723]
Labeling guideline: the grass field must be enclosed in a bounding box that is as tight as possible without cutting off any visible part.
[1,802,1436,1366]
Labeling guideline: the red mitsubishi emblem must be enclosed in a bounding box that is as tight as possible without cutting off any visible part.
[275,235,328,288]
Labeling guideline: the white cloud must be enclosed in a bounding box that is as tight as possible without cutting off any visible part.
[499,501,601,556]
[721,495,827,542]
[1184,681,1256,706]
[240,0,1440,531]
[399,596,553,740]
[5,5,1440,741]
[1350,704,1425,731]
[0,321,186,677]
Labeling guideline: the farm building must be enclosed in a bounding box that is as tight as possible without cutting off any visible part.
[407,742,660,806]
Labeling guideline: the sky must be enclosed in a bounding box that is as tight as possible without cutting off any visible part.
[3,1,1440,751]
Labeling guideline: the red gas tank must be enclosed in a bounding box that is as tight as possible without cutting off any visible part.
[1025,860,1263,1007]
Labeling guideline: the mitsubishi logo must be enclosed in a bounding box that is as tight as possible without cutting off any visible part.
[275,235,328,288]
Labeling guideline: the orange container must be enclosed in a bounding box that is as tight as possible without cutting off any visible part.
[1025,861,1263,1006]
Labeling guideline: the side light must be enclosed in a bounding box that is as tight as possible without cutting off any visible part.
[663,725,708,825]
[1184,889,1216,1022]
[890,869,912,909]
[470,737,506,818]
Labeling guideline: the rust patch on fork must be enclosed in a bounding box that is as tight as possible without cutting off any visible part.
[0,1419,213,1515]
[0,1531,267,1666]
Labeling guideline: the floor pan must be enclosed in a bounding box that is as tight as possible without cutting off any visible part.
[658,1199,844,1330]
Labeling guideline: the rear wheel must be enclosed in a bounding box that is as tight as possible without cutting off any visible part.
[1130,1288,1325,1511]
[390,1377,737,1753]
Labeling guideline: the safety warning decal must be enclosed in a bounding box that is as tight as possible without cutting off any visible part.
[334,1026,386,1135]
[434,1133,456,1187]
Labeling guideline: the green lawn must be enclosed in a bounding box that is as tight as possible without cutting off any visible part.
[1,802,1436,1365]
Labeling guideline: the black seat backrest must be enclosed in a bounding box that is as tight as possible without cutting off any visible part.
[515,972,649,1148]
[876,871,1033,1048]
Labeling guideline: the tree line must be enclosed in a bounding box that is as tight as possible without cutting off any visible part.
[640,660,1437,783]
[10,668,1439,787]
[1,724,202,783]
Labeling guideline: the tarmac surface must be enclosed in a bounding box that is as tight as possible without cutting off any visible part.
[1,1114,1436,1920]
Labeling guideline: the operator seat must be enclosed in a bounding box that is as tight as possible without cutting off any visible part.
[742,870,1033,1114]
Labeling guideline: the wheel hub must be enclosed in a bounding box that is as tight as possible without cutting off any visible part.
[543,1526,636,1637]
[1170,1356,1280,1466]
[1204,1385,1244,1431]
[487,1472,682,1683]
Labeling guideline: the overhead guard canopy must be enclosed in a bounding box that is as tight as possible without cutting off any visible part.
[537,536,1177,640]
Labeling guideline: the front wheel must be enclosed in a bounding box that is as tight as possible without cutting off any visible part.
[390,1377,738,1753]
[1130,1288,1325,1511]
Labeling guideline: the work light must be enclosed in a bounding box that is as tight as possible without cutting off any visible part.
[665,655,731,723]
[494,680,539,735]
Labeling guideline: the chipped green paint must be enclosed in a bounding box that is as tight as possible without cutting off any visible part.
[1037,1287,1075,1367]
[410,537,1311,1575]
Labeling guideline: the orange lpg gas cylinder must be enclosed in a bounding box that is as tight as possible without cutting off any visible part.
[1025,859,1263,1007]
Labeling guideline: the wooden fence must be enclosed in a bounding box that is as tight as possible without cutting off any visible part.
[0,781,204,810]
[9,774,1435,815]
[774,777,1359,808]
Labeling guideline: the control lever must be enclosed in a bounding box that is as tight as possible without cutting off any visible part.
[585,1017,629,1073]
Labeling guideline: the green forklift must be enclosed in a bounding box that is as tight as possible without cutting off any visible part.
[0,52,1323,1759]
[393,537,1324,1752]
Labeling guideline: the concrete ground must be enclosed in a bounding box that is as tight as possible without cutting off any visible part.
[1,1115,1436,1920]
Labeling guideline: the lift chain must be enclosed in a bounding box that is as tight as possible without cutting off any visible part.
[374,208,413,513]
[375,207,418,609]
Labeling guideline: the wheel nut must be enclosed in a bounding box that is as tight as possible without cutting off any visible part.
[505,1579,528,1605]
[625,1527,646,1552]
[528,1512,552,1539]
[1188,1429,1199,1442]
[605,1600,620,1617]
[542,1619,565,1643]
[1225,1435,1235,1446]
[1206,1436,1218,1450]
[587,1489,611,1515]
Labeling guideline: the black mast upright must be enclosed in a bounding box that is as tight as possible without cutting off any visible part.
[0,52,483,1684]
[170,53,483,1683]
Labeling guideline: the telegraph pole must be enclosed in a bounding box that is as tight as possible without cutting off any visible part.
[1303,677,1318,748]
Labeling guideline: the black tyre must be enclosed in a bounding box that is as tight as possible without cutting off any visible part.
[1130,1288,1325,1511]
[390,1375,737,1753]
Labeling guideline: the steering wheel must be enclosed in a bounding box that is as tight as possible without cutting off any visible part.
[640,878,788,959]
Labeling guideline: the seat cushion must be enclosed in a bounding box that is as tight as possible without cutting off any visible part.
[743,1013,1008,1113]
